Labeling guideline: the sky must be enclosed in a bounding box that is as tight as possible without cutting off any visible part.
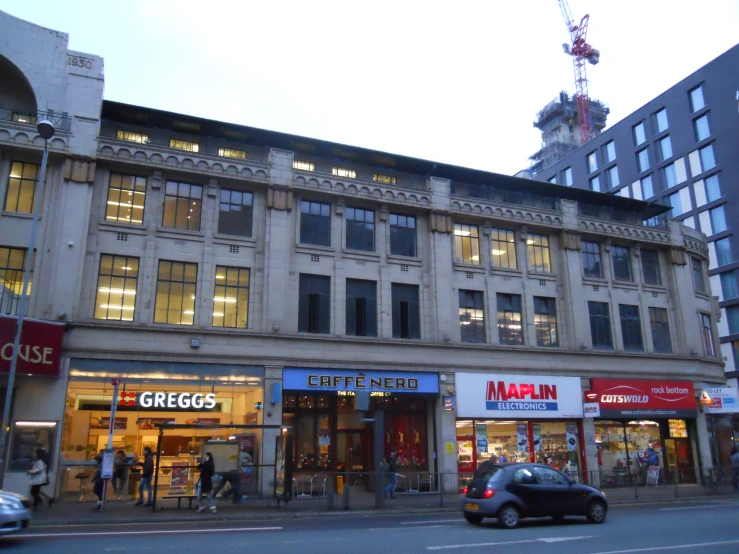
[2,0,738,175]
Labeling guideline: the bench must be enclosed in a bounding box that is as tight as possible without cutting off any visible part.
[163,495,198,509]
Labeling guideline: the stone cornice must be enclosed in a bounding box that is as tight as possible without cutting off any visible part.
[293,174,431,209]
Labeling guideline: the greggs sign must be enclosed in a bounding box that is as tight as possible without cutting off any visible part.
[587,379,696,418]
[0,316,65,377]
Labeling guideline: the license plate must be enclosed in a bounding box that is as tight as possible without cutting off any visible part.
[465,503,479,511]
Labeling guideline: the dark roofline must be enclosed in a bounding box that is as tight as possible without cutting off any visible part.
[101,100,669,219]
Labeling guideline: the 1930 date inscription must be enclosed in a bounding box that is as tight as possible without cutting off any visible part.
[67,56,92,69]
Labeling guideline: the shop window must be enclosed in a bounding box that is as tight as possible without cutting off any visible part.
[459,289,485,343]
[648,307,672,353]
[691,257,706,294]
[0,246,34,316]
[346,207,375,252]
[389,214,417,257]
[534,296,558,347]
[589,301,613,349]
[490,228,516,269]
[8,422,57,472]
[212,266,250,329]
[701,313,715,357]
[346,278,377,337]
[619,304,644,352]
[641,250,661,286]
[218,189,253,237]
[582,241,602,279]
[595,420,663,479]
[298,274,330,334]
[162,181,203,231]
[497,293,523,345]
[391,283,420,339]
[453,223,480,265]
[299,200,331,247]
[526,233,551,273]
[94,254,139,321]
[612,245,633,281]
[4,161,40,215]
[106,173,146,225]
[154,260,198,325]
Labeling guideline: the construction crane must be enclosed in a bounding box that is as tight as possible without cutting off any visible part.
[558,0,600,145]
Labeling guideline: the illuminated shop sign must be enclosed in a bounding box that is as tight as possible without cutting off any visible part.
[587,379,697,418]
[139,392,216,410]
[283,368,439,394]
[0,316,65,377]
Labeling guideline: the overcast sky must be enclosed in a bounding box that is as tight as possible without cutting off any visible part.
[3,1,738,175]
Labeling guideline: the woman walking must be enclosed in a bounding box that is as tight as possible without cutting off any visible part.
[27,448,47,511]
[196,452,217,513]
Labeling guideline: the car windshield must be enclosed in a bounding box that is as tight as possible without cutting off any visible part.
[473,462,503,482]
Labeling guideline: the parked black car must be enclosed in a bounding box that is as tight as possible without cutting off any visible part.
[461,462,608,529]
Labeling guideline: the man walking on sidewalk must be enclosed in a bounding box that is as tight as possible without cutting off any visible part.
[384,449,398,499]
[135,447,154,507]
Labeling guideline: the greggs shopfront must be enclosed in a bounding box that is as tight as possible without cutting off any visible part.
[455,373,585,479]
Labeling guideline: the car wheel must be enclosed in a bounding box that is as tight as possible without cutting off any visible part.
[497,504,521,529]
[464,512,484,525]
[586,500,607,524]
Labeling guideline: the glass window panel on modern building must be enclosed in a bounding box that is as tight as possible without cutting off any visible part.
[709,205,727,234]
[701,313,715,356]
[692,257,706,294]
[715,237,733,266]
[497,293,523,345]
[582,241,603,278]
[345,207,375,252]
[587,152,598,173]
[0,246,33,315]
[633,121,647,146]
[656,136,672,163]
[534,296,558,347]
[720,271,739,300]
[391,283,420,339]
[94,254,139,321]
[705,174,722,202]
[298,274,331,334]
[162,181,203,231]
[389,214,417,257]
[689,85,705,112]
[603,141,616,163]
[299,200,331,247]
[454,224,480,265]
[5,161,39,214]
[154,260,197,325]
[699,144,716,172]
[611,245,632,281]
[563,167,573,186]
[649,307,672,353]
[640,250,661,286]
[641,175,655,199]
[663,163,677,190]
[727,306,739,335]
[217,189,253,237]
[547,176,557,184]
[588,301,613,349]
[459,290,485,343]
[654,109,668,133]
[106,173,146,224]
[490,228,516,269]
[619,304,644,352]
[345,279,377,337]
[589,175,601,192]
[693,114,711,142]
[637,148,650,173]
[606,166,620,189]
[667,191,682,217]
[212,266,249,328]
[526,234,551,273]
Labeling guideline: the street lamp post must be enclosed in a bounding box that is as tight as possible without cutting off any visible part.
[0,120,55,488]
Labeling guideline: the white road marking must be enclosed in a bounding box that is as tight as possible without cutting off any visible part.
[18,526,282,539]
[658,504,728,511]
[369,523,464,531]
[427,535,594,550]
[587,539,739,554]
[401,519,462,525]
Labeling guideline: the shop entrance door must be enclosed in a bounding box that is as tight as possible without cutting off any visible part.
[664,438,694,483]
[337,431,367,483]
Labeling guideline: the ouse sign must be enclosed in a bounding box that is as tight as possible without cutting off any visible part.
[0,316,65,377]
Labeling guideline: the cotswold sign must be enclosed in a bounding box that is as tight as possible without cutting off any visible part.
[587,379,697,418]
[0,316,65,377]
[283,368,439,394]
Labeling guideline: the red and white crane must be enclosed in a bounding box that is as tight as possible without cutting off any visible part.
[558,0,600,144]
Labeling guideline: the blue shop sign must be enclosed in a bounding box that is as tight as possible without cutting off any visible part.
[283,368,439,394]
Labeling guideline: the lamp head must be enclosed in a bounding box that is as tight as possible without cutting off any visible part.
[37,120,55,140]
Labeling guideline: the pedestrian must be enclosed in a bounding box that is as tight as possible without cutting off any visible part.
[196,452,217,513]
[35,442,54,507]
[91,450,104,511]
[498,451,508,463]
[26,448,47,511]
[213,469,240,504]
[384,449,398,499]
[112,450,129,500]
[730,447,739,490]
[135,446,154,507]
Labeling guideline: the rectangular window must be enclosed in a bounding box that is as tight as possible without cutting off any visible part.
[346,279,377,337]
[641,175,655,199]
[0,246,34,316]
[589,175,601,192]
[459,290,485,343]
[218,147,247,159]
[692,257,706,294]
[582,241,603,279]
[699,144,716,172]
[116,130,149,143]
[709,205,727,234]
[298,274,331,334]
[606,166,620,188]
[490,228,517,269]
[372,174,397,185]
[218,189,253,237]
[612,245,633,281]
[705,174,722,202]
[389,214,417,257]
[649,307,672,353]
[346,207,375,252]
[662,163,677,189]
[619,304,644,351]
[587,152,598,173]
[526,233,551,273]
[655,109,668,133]
[588,301,613,349]
[293,160,315,171]
[563,167,573,186]
[694,114,711,142]
[701,313,715,356]
[637,148,650,173]
[299,200,331,247]
[105,173,146,225]
[4,161,39,214]
[641,250,661,286]
[667,191,683,217]
[689,85,705,112]
[94,254,138,321]
[633,121,647,146]
[497,293,523,345]
[162,181,203,231]
[154,260,197,325]
[453,223,480,265]
[547,175,557,184]
[728,305,739,335]
[534,297,558,347]
[657,136,672,162]
[603,141,616,163]
[212,266,250,328]
[391,283,420,339]
[715,237,733,266]
[169,138,199,152]
[721,271,739,300]
[332,167,356,179]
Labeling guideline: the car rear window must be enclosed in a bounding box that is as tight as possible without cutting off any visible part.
[473,462,503,482]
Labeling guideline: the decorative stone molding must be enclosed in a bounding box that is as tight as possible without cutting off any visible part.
[379,205,389,221]
[562,231,581,251]
[577,218,670,244]
[150,170,163,189]
[293,175,431,208]
[430,210,452,233]
[684,236,709,258]
[335,197,345,215]
[450,200,563,227]
[207,178,218,197]
[63,155,96,184]
[669,247,687,265]
[267,184,293,211]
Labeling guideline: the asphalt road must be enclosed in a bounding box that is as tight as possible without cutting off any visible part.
[3,500,739,553]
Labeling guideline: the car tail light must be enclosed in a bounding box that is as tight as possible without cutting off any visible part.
[483,489,495,499]
[462,486,468,495]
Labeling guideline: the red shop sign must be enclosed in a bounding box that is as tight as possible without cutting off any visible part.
[588,379,696,418]
[0,316,65,377]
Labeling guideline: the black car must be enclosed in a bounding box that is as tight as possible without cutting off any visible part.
[461,462,608,529]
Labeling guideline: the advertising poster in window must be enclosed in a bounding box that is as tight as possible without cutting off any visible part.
[532,424,542,452]
[237,434,256,491]
[566,423,578,452]
[91,417,127,430]
[9,422,57,472]
[475,424,488,455]
[516,423,529,457]
[169,461,189,494]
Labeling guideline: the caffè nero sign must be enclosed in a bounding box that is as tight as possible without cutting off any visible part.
[283,368,439,394]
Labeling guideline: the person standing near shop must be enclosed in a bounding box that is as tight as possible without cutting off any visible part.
[35,443,54,507]
[92,450,105,511]
[730,448,739,490]
[112,450,129,500]
[384,449,398,499]
[196,452,217,513]
[27,448,47,511]
[135,446,154,507]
